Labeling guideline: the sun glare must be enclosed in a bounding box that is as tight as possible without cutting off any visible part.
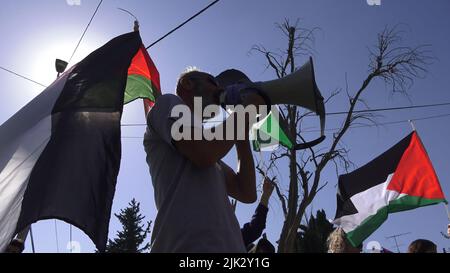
[30,38,98,87]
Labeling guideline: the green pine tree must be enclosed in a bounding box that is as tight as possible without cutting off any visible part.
[104,199,152,253]
[296,210,334,253]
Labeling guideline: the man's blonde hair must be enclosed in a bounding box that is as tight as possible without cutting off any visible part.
[176,66,202,96]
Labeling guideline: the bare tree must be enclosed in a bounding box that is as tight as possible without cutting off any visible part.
[251,20,432,253]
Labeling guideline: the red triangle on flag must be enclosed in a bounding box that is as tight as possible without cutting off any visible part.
[387,132,446,200]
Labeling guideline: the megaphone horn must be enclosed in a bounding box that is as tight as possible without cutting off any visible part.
[254,57,325,140]
[254,57,324,116]
[253,57,326,138]
[215,57,327,149]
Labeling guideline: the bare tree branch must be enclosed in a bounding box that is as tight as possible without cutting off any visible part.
[251,21,431,253]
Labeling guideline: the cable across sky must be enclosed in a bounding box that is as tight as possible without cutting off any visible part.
[0,0,221,87]
[121,112,450,139]
[0,66,47,88]
[1,1,450,140]
[146,0,221,49]
[68,0,104,64]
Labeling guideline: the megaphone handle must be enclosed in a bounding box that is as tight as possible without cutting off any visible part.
[294,135,326,150]
[253,88,272,108]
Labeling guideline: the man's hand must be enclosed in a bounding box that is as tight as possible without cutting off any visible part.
[220,84,266,108]
[220,84,244,106]
[260,177,275,208]
[221,143,257,204]
[241,90,266,108]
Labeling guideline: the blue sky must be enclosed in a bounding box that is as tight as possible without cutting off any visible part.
[1,0,449,253]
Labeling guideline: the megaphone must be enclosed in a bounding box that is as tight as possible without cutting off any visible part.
[216,57,326,149]
[256,57,325,120]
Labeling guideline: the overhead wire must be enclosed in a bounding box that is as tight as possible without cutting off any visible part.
[146,0,221,49]
[68,0,104,64]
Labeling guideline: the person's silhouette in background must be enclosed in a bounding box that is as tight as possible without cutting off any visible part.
[4,228,28,253]
[4,238,24,253]
[407,239,437,253]
[327,228,362,253]
[238,177,276,252]
[248,233,276,253]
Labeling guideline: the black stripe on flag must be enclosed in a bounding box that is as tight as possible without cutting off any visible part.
[15,32,142,252]
[334,132,413,219]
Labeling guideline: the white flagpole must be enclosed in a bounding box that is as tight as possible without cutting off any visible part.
[444,203,450,238]
[54,220,60,253]
[444,203,450,221]
[70,224,73,253]
[408,119,417,131]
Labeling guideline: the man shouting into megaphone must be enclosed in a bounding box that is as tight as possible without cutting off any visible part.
[144,68,267,253]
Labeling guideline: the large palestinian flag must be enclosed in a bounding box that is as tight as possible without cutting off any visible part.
[333,131,447,247]
[0,31,160,252]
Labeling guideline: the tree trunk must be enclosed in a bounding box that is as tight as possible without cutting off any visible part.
[277,27,300,253]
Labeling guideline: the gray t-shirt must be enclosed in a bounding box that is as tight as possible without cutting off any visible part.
[144,94,246,253]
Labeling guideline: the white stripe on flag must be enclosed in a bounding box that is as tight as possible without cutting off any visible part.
[0,116,52,251]
[333,173,406,234]
[0,71,71,252]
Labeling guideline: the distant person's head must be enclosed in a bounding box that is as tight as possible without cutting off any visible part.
[5,238,25,253]
[176,68,223,117]
[249,234,275,253]
[408,239,437,253]
[246,243,255,252]
[327,228,362,253]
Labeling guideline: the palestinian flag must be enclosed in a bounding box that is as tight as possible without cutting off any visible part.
[125,44,161,113]
[214,69,294,152]
[333,131,447,247]
[251,107,294,152]
[0,31,160,252]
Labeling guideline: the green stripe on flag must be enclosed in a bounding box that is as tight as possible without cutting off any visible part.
[346,195,446,247]
[124,74,159,104]
[252,110,293,152]
[388,195,446,213]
